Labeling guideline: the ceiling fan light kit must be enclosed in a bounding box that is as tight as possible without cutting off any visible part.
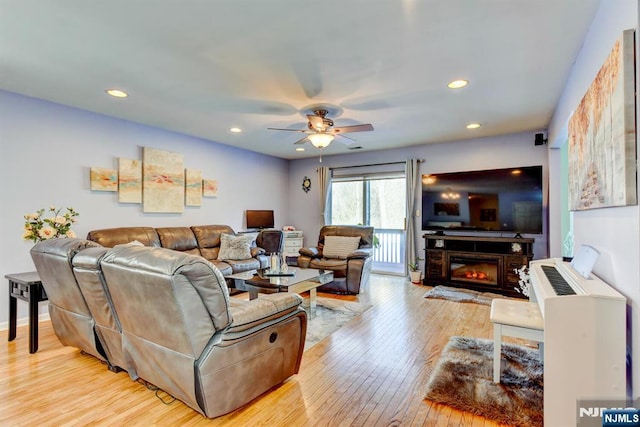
[267,108,374,153]
[308,133,334,148]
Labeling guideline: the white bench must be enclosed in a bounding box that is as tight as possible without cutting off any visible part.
[490,298,544,383]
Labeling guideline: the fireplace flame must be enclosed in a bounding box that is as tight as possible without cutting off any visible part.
[463,271,489,280]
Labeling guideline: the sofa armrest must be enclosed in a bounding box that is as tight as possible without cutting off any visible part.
[227,293,303,333]
[347,248,373,259]
[251,246,266,257]
[299,247,320,258]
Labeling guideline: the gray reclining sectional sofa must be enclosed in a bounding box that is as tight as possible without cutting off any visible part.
[30,237,307,418]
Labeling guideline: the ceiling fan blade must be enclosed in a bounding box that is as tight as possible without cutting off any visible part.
[267,127,309,133]
[293,136,309,145]
[307,114,325,130]
[332,124,374,134]
[336,133,356,142]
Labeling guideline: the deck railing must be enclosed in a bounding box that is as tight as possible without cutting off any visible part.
[372,228,405,272]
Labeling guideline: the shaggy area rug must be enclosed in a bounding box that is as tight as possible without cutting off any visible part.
[424,336,543,427]
[423,285,505,306]
[303,297,372,351]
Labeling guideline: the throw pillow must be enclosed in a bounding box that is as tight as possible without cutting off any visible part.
[218,233,253,261]
[322,235,361,259]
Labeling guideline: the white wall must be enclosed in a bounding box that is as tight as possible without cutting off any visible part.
[288,131,549,262]
[547,0,640,397]
[0,90,289,326]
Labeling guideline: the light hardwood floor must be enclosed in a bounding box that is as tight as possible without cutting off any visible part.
[1,275,513,426]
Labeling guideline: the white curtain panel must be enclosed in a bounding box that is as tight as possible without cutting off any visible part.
[405,159,420,275]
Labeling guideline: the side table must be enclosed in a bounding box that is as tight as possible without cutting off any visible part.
[6,271,48,353]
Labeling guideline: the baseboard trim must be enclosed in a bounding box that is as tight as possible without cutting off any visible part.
[0,312,51,332]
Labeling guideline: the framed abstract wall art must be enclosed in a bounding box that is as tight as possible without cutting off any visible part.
[203,179,218,197]
[142,147,185,213]
[185,168,203,206]
[568,29,637,211]
[118,158,142,203]
[90,167,117,191]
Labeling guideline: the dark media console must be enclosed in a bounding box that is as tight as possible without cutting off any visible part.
[423,234,534,297]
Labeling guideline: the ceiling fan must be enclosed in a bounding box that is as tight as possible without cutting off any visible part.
[267,109,374,149]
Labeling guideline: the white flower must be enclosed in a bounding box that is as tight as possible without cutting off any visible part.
[66,230,77,238]
[514,266,530,297]
[38,226,56,240]
[53,216,67,225]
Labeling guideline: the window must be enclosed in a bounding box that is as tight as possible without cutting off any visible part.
[330,170,407,274]
[330,174,405,228]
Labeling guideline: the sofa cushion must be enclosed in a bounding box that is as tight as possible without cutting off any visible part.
[211,260,233,276]
[191,225,235,260]
[322,235,361,259]
[156,227,200,256]
[86,227,161,248]
[309,258,348,277]
[227,293,302,333]
[225,258,261,273]
[218,233,253,261]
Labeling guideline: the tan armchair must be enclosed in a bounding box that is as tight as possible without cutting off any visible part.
[297,225,374,294]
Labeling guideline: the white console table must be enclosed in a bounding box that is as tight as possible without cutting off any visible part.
[283,231,304,264]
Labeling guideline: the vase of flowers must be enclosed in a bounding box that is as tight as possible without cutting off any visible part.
[23,206,79,243]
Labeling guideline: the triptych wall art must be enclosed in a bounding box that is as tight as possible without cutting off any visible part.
[89,168,118,192]
[89,146,218,213]
[568,29,637,211]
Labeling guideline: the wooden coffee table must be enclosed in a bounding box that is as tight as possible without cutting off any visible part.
[226,267,333,308]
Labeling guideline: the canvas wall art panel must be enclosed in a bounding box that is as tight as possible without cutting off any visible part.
[90,167,117,191]
[142,147,185,213]
[203,179,218,197]
[568,29,637,211]
[118,158,142,203]
[185,168,202,206]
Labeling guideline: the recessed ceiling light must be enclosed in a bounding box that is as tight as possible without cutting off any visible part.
[447,79,468,89]
[466,122,481,129]
[295,147,305,152]
[105,89,128,98]
[230,127,242,133]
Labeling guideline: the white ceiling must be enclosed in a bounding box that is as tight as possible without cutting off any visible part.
[1,0,600,159]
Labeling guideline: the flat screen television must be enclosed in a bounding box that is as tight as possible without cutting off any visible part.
[246,210,275,229]
[421,165,543,234]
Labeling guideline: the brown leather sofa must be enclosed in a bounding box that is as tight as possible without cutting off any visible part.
[31,238,307,418]
[297,225,374,294]
[86,225,270,276]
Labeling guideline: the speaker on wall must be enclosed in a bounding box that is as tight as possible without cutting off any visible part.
[534,133,547,146]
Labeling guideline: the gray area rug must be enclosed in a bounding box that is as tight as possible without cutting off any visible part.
[424,336,543,427]
[423,285,505,306]
[303,297,372,351]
